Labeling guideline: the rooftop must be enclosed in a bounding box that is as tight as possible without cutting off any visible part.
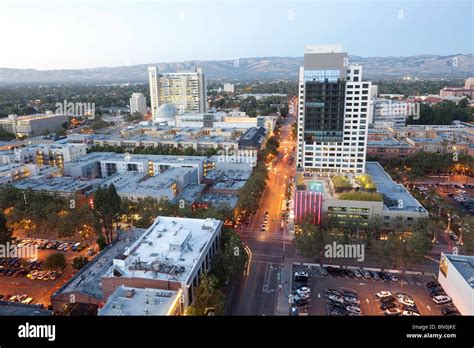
[444,254,474,288]
[53,228,147,300]
[0,302,52,316]
[366,161,427,213]
[12,176,93,193]
[105,216,222,284]
[98,286,180,316]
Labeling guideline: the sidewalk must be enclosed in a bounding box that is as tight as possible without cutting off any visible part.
[275,261,292,315]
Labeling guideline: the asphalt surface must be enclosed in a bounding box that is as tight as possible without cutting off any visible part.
[226,115,297,315]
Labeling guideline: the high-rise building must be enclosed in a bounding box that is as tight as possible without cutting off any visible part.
[296,44,372,174]
[148,67,207,122]
[148,67,160,120]
[129,93,147,116]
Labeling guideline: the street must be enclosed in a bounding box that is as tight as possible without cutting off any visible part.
[226,115,297,315]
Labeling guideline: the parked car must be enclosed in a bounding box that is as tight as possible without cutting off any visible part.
[441,306,459,316]
[380,302,396,310]
[376,291,392,298]
[380,296,396,303]
[384,308,402,316]
[327,295,344,304]
[21,297,33,305]
[402,310,420,316]
[399,297,415,307]
[344,296,360,305]
[346,306,361,314]
[295,287,311,298]
[370,271,379,280]
[433,295,452,305]
[317,266,328,276]
[294,272,309,283]
[387,273,398,282]
[360,270,371,278]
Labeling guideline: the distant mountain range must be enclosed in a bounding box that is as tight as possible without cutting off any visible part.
[0,54,472,84]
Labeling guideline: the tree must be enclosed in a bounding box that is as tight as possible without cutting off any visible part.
[43,253,66,270]
[186,273,225,316]
[0,212,12,245]
[93,184,121,243]
[293,219,327,262]
[97,233,107,250]
[210,228,248,287]
[72,256,89,270]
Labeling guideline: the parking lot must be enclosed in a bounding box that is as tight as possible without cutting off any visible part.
[290,264,458,316]
[0,238,97,308]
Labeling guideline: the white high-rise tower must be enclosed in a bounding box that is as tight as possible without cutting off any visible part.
[296,44,372,174]
[148,67,160,120]
[148,67,207,123]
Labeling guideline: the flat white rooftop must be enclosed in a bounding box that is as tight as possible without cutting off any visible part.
[98,285,180,316]
[106,216,222,283]
[366,161,427,213]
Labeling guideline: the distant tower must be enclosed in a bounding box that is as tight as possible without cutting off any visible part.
[148,67,160,120]
[129,93,147,116]
[148,67,207,118]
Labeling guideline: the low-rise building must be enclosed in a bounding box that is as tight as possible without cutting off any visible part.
[98,286,182,316]
[0,113,69,137]
[101,216,223,310]
[98,167,196,203]
[438,253,474,315]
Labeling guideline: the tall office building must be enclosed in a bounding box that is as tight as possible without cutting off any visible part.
[129,93,147,116]
[148,67,207,122]
[296,44,372,174]
[148,67,160,120]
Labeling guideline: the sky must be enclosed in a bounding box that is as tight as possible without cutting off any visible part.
[0,0,472,70]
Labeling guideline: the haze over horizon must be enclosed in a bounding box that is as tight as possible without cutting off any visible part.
[0,0,472,70]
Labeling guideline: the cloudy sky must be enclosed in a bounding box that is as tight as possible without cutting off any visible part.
[0,0,472,70]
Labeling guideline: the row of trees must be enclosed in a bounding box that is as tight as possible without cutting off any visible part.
[373,152,473,181]
[88,144,219,157]
[187,228,248,315]
[408,100,473,125]
[294,214,434,270]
